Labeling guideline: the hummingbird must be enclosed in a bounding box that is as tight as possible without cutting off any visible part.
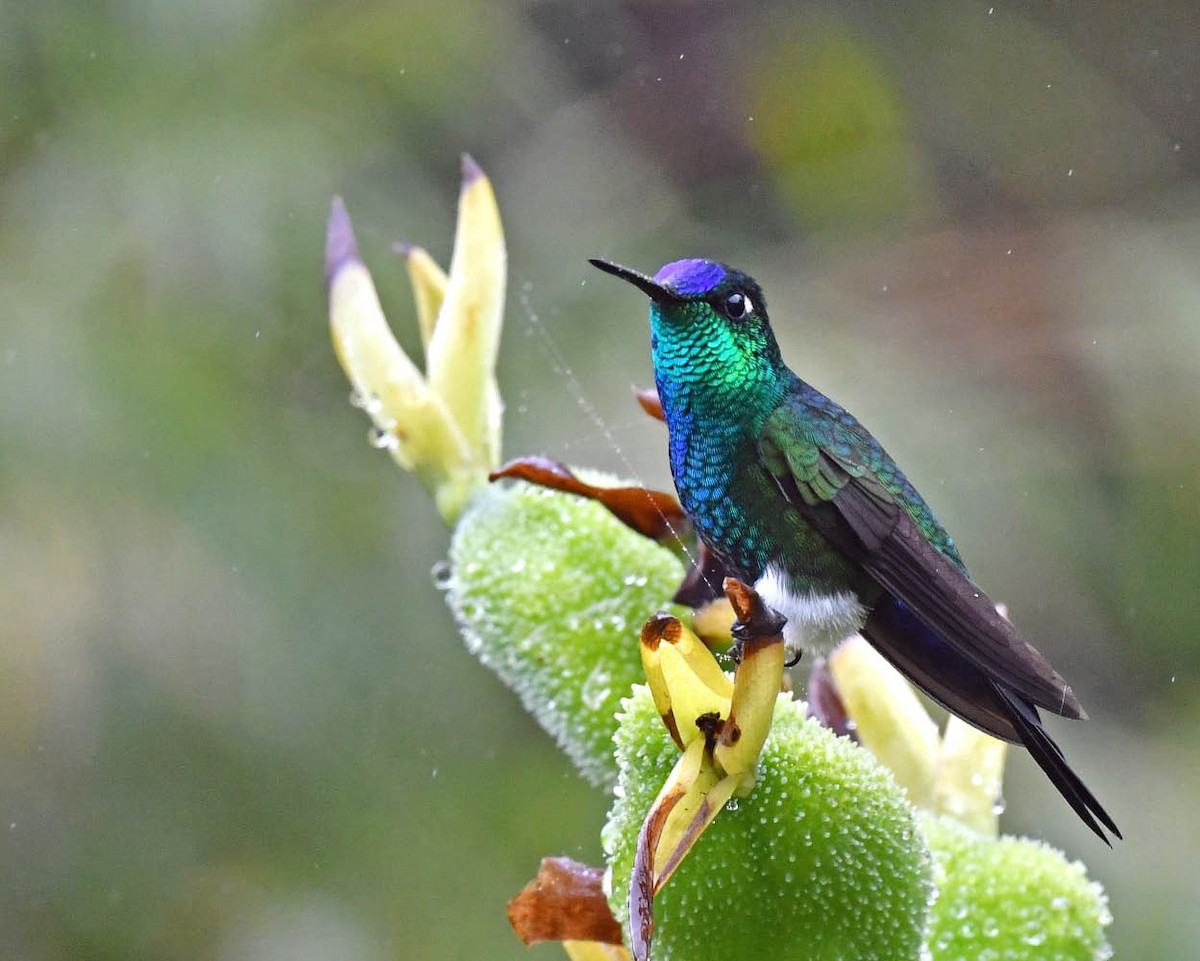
[590,256,1119,844]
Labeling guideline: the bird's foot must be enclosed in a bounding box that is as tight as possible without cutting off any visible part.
[724,577,789,662]
[729,625,801,665]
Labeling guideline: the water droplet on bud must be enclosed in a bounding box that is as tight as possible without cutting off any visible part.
[369,427,398,451]
[431,560,452,590]
[581,665,612,711]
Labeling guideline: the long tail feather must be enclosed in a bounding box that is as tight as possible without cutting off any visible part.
[861,596,1119,844]
[993,684,1121,844]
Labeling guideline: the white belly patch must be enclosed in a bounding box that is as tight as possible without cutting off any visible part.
[753,564,866,657]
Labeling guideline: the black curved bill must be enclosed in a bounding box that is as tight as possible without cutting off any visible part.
[588,258,685,305]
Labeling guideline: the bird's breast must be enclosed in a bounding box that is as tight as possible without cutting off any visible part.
[669,420,786,581]
[666,412,868,600]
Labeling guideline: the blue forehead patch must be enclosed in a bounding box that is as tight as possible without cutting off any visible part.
[653,259,726,296]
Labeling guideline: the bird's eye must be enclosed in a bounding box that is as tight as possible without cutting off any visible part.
[723,291,752,320]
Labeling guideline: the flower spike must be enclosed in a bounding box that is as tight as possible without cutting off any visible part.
[327,157,508,523]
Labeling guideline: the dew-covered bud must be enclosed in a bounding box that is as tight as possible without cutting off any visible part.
[446,478,686,788]
[922,814,1112,961]
[603,686,933,961]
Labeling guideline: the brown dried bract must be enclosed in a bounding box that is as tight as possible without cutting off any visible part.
[633,386,666,423]
[639,612,682,651]
[672,542,733,607]
[490,455,687,542]
[805,659,859,742]
[507,857,624,946]
[629,782,682,961]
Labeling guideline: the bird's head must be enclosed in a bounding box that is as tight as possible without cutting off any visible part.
[589,257,784,400]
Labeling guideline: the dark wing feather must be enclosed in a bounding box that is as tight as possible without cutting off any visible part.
[863,594,1119,844]
[759,406,1084,719]
[861,596,1021,742]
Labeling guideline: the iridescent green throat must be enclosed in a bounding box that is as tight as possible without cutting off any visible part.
[649,299,788,430]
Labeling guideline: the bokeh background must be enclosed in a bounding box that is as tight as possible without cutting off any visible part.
[3,2,1199,958]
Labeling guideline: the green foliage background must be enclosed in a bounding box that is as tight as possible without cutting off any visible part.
[2,2,1198,958]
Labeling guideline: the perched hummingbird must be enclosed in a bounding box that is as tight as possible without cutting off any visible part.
[590,256,1119,844]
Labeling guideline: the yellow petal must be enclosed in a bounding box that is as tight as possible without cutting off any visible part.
[563,942,631,961]
[657,642,731,748]
[402,238,504,469]
[933,715,1008,836]
[827,636,939,808]
[425,154,506,471]
[713,633,785,782]
[399,244,447,351]
[645,738,718,884]
[628,736,704,961]
[628,737,742,961]
[641,615,682,750]
[689,597,735,647]
[661,617,735,700]
[642,615,733,750]
[653,768,740,893]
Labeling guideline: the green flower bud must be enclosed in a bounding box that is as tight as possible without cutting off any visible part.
[922,814,1112,961]
[446,479,686,788]
[603,686,933,961]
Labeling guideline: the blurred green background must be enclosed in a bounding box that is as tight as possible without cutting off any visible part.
[3,2,1198,958]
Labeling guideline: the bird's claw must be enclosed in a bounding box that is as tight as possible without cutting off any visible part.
[724,577,789,662]
[729,619,798,662]
[728,604,787,643]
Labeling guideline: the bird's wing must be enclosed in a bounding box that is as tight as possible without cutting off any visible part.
[758,403,1083,719]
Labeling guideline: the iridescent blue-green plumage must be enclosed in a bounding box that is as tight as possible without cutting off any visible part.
[642,261,958,593]
[590,256,1119,844]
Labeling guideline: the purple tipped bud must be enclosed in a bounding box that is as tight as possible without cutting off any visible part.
[325,196,361,287]
[460,152,484,186]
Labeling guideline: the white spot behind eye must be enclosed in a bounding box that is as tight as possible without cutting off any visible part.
[725,291,753,320]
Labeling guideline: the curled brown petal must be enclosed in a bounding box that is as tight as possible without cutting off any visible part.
[672,542,733,607]
[490,455,688,542]
[633,386,666,423]
[507,857,624,946]
[629,778,683,961]
[806,659,859,742]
